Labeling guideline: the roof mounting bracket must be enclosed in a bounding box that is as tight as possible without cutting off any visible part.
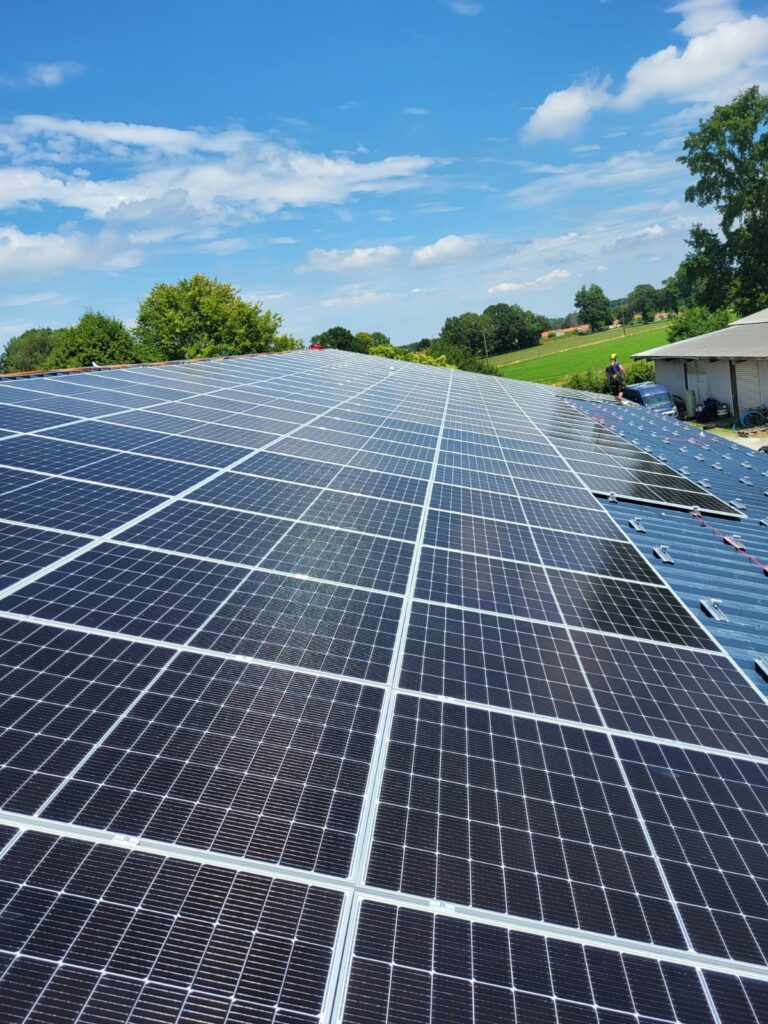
[652,545,674,564]
[741,461,753,469]
[724,534,745,550]
[697,479,710,489]
[607,492,618,503]
[713,462,723,470]
[739,477,754,486]
[700,597,728,621]
[694,454,705,462]
[755,658,768,684]
[628,517,646,533]
[760,519,768,527]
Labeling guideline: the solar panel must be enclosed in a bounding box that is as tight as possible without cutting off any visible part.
[343,901,719,1024]
[0,827,343,1023]
[0,351,765,1023]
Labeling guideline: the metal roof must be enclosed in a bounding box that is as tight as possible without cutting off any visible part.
[731,306,768,326]
[635,320,768,361]
[566,396,768,695]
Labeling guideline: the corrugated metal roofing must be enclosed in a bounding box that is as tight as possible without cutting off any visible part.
[567,395,768,696]
[636,321,768,360]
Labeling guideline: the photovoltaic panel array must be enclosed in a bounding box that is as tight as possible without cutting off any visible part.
[0,350,766,1023]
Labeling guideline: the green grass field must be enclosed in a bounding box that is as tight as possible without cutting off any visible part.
[495,323,670,384]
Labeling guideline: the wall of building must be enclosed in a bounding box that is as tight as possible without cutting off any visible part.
[654,361,686,397]
[653,357,768,412]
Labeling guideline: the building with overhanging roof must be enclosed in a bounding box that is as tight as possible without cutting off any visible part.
[636,308,768,415]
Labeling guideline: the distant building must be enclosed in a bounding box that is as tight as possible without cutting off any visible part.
[634,307,768,415]
[541,324,591,339]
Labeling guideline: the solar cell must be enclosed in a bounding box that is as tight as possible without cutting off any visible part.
[424,509,536,562]
[120,500,292,564]
[65,451,213,495]
[195,571,401,680]
[0,478,163,536]
[0,828,343,1023]
[261,522,414,592]
[0,617,173,812]
[547,568,719,649]
[0,543,249,644]
[193,472,322,517]
[399,602,601,722]
[302,489,423,540]
[531,528,664,583]
[237,450,344,487]
[0,406,76,432]
[43,654,382,874]
[617,736,768,966]
[0,522,85,591]
[573,632,768,757]
[367,696,686,947]
[343,901,718,1024]
[414,546,560,622]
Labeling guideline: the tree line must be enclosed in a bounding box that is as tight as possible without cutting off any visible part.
[1,274,302,374]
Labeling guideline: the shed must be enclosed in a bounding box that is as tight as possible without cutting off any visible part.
[634,308,768,415]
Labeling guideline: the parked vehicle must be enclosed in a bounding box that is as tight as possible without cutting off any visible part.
[622,382,677,416]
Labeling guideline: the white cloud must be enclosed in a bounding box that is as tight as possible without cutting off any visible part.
[449,1,482,14]
[572,144,601,153]
[403,107,430,116]
[0,225,140,274]
[411,233,485,265]
[24,62,83,87]
[268,236,297,245]
[669,0,741,37]
[321,289,390,307]
[522,79,611,144]
[301,244,401,272]
[0,116,443,219]
[522,1,768,141]
[510,150,683,207]
[606,223,665,247]
[488,268,571,294]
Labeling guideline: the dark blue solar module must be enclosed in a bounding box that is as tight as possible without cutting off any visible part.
[0,351,765,1024]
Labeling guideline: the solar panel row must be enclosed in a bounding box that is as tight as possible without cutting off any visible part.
[0,350,765,1024]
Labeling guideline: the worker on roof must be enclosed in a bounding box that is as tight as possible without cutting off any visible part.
[605,353,626,405]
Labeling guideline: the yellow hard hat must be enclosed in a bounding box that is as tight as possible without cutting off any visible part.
[610,353,617,359]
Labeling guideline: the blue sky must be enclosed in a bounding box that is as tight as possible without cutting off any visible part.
[1,0,767,345]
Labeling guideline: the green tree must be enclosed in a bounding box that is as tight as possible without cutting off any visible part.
[482,303,544,352]
[666,306,733,343]
[1,327,67,373]
[625,283,659,323]
[429,337,498,374]
[573,284,612,331]
[678,86,768,315]
[672,225,733,311]
[353,332,374,351]
[438,312,493,356]
[45,312,139,370]
[311,326,369,352]
[135,274,289,361]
